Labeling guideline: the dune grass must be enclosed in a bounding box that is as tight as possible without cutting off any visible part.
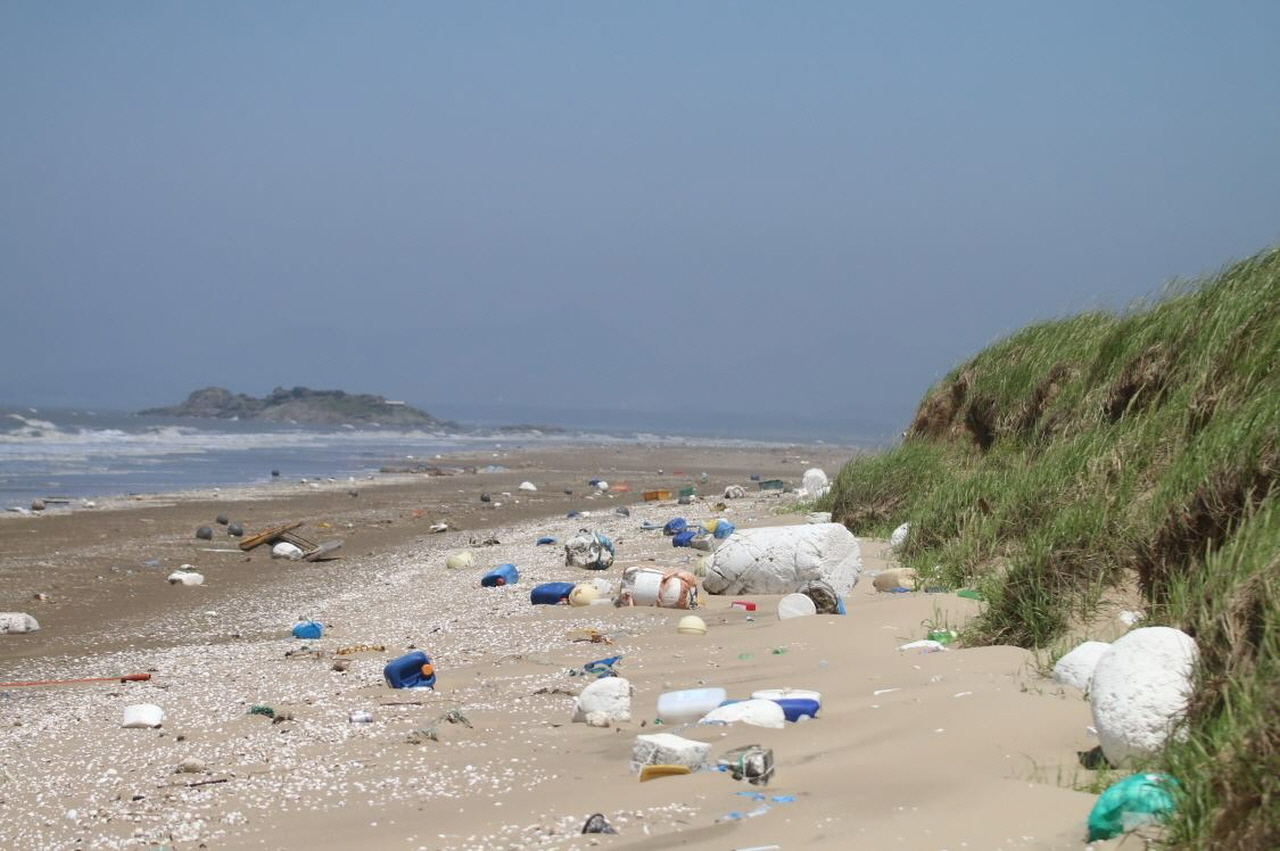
[826,246,1279,849]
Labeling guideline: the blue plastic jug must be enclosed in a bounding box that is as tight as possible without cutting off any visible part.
[291,621,323,640]
[663,518,688,536]
[530,582,576,604]
[481,563,519,587]
[384,650,436,689]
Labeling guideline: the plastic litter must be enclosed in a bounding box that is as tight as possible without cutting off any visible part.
[480,563,519,587]
[676,615,707,635]
[535,536,556,546]
[656,687,726,724]
[121,704,165,729]
[581,813,617,835]
[1087,772,1179,841]
[291,621,323,640]
[383,651,436,689]
[663,518,688,536]
[777,593,817,619]
[530,582,576,605]
[617,566,699,609]
[717,744,775,785]
[565,529,615,570]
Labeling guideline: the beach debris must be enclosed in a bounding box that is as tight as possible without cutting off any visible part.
[446,550,476,570]
[272,541,304,560]
[519,481,537,492]
[429,522,449,533]
[565,628,613,645]
[570,655,623,679]
[639,764,693,782]
[800,467,830,499]
[656,688,727,724]
[291,621,323,640]
[617,566,699,609]
[330,659,351,672]
[703,524,862,596]
[122,704,165,728]
[470,533,501,547]
[643,489,673,501]
[227,522,244,537]
[798,578,843,614]
[777,593,817,620]
[348,710,374,724]
[581,813,618,835]
[480,563,519,587]
[700,699,786,729]
[166,570,204,586]
[247,705,276,718]
[480,492,491,502]
[1090,627,1197,765]
[956,588,985,600]
[663,518,688,536]
[615,506,630,517]
[631,733,711,771]
[535,536,556,545]
[215,514,229,525]
[1052,640,1112,691]
[1,671,150,688]
[898,639,948,653]
[30,499,46,512]
[565,529,615,569]
[175,758,206,774]
[730,600,756,612]
[530,581,575,605]
[0,613,41,634]
[1087,772,1180,840]
[335,643,385,655]
[676,615,707,635]
[1119,609,1145,627]
[383,650,436,689]
[717,744,776,786]
[873,567,918,592]
[889,521,911,550]
[195,526,213,540]
[724,484,747,499]
[568,583,601,607]
[677,495,694,505]
[806,511,833,523]
[572,676,632,725]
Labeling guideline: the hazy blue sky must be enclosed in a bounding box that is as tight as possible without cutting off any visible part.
[2,2,1278,434]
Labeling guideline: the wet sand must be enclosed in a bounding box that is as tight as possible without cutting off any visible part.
[0,444,1108,850]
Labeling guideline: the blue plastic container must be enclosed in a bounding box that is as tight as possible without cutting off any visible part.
[536,536,556,546]
[530,581,576,605]
[291,621,323,640]
[384,650,436,689]
[672,529,697,547]
[481,563,519,587]
[774,698,821,721]
[663,518,688,536]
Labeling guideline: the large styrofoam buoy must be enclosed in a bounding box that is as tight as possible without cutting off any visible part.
[1052,641,1112,692]
[703,523,861,596]
[1090,627,1197,765]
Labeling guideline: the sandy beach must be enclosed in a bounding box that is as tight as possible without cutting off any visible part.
[1,444,1112,850]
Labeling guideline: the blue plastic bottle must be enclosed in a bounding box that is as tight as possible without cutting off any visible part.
[481,563,519,587]
[383,650,436,689]
[291,621,323,640]
[530,581,576,604]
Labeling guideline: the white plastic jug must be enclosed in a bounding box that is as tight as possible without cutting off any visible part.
[656,687,726,724]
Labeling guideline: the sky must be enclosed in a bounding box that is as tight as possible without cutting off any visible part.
[2,2,1278,437]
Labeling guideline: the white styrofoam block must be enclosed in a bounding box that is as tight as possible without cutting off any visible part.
[1051,641,1112,691]
[889,522,911,550]
[271,541,304,560]
[572,677,632,724]
[0,612,40,634]
[1090,627,1197,765]
[801,468,830,499]
[631,733,711,771]
[703,523,861,596]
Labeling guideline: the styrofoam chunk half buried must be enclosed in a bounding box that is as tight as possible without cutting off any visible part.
[122,704,164,728]
[0,612,40,634]
[898,639,948,653]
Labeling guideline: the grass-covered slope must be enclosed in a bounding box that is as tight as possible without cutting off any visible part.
[828,246,1278,849]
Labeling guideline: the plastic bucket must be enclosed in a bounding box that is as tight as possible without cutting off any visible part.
[657,687,727,724]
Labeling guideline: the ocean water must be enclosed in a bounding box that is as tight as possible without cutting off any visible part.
[0,406,863,508]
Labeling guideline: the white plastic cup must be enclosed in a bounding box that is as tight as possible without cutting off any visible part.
[777,593,818,619]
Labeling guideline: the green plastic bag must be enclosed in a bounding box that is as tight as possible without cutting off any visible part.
[1087,772,1179,841]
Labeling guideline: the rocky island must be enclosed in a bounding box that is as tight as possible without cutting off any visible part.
[139,386,447,427]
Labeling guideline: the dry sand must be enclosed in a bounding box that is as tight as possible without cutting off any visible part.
[0,445,1113,850]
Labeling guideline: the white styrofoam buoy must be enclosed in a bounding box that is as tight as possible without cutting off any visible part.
[700,699,787,729]
[0,612,40,634]
[1090,627,1197,765]
[1052,641,1112,691]
[572,677,632,724]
